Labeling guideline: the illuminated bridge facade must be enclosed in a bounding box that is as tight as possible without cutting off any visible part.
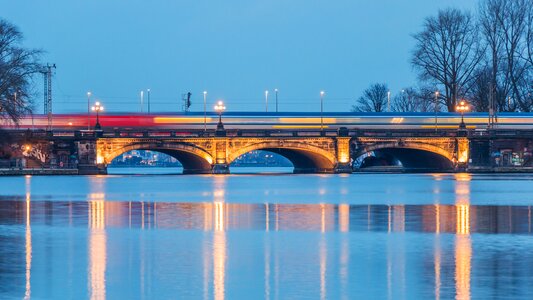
[2,127,533,174]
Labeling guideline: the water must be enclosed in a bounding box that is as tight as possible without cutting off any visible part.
[1,170,533,299]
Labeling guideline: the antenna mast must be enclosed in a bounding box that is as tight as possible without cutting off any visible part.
[41,63,56,131]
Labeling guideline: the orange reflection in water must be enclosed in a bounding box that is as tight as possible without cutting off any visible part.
[338,204,349,233]
[212,177,226,300]
[24,176,31,300]
[454,173,471,300]
[88,197,106,300]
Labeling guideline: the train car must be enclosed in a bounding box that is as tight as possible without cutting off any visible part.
[3,112,533,131]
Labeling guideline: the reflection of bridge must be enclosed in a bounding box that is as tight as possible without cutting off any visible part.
[2,127,533,174]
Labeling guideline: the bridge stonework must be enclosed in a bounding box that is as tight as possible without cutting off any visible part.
[95,136,353,174]
[4,128,533,175]
[352,137,469,167]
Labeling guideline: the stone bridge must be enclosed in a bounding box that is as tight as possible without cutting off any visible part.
[2,128,533,174]
[95,136,352,174]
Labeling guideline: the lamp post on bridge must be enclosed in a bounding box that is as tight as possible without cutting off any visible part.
[214,100,226,136]
[275,88,278,112]
[456,100,469,130]
[87,91,91,131]
[434,90,439,132]
[203,91,207,131]
[320,90,325,131]
[265,90,269,112]
[92,101,104,130]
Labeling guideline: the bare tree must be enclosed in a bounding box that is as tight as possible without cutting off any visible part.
[468,67,492,111]
[412,8,484,112]
[0,19,41,124]
[496,0,530,111]
[391,88,421,112]
[526,4,533,68]
[479,0,505,112]
[351,83,388,112]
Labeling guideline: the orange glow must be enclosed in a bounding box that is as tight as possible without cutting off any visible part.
[213,230,226,300]
[338,204,350,232]
[320,237,327,300]
[434,238,441,300]
[271,125,329,129]
[88,200,106,300]
[456,205,470,235]
[391,117,404,124]
[24,176,31,300]
[455,235,472,300]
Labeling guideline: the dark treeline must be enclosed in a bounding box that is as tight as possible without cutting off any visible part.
[353,0,533,113]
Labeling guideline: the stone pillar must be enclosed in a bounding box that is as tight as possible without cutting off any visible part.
[77,139,107,175]
[335,137,352,173]
[455,137,469,172]
[212,138,229,174]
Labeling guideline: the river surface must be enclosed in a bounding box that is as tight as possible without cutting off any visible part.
[1,168,533,299]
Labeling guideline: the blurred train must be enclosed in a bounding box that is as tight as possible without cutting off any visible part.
[3,112,533,130]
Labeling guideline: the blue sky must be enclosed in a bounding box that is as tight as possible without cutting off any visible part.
[4,0,477,113]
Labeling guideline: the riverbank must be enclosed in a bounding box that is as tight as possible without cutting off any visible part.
[0,168,78,175]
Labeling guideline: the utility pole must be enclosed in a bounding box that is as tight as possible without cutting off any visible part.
[140,90,144,112]
[275,88,279,112]
[40,63,56,131]
[147,89,151,113]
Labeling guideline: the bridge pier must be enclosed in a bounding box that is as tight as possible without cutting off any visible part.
[334,162,353,174]
[212,164,229,174]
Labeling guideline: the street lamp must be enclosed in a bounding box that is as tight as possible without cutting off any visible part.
[92,101,104,130]
[214,100,226,134]
[147,88,151,113]
[387,90,391,112]
[456,100,469,129]
[265,90,269,112]
[275,89,279,112]
[320,90,325,131]
[203,91,207,131]
[434,91,439,132]
[87,91,91,131]
[140,90,144,113]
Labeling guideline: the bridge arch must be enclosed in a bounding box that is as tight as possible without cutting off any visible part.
[100,142,214,174]
[354,141,455,171]
[227,141,337,173]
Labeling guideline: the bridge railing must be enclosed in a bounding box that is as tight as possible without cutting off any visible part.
[5,128,533,139]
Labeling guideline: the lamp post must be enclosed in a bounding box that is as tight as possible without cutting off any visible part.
[214,100,226,136]
[92,101,104,130]
[456,100,469,129]
[265,90,269,112]
[434,91,439,132]
[203,91,207,131]
[320,90,325,131]
[147,88,151,113]
[387,90,391,112]
[87,91,91,130]
[140,90,144,113]
[275,88,278,112]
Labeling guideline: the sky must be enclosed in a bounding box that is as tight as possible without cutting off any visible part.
[4,0,478,114]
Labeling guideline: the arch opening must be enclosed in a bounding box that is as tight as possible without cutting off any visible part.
[355,148,454,172]
[227,142,337,174]
[103,143,213,174]
[230,150,294,173]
